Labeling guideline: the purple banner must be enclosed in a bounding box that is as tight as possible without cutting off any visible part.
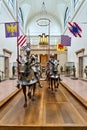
[5,22,19,38]
[61,35,71,46]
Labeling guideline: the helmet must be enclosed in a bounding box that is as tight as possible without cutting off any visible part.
[26,47,31,56]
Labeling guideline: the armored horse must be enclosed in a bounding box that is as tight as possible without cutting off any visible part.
[46,56,60,93]
[17,48,42,107]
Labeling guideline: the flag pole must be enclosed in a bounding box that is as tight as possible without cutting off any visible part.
[16,0,20,80]
[28,29,30,48]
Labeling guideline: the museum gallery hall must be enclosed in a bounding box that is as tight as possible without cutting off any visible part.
[0,0,87,130]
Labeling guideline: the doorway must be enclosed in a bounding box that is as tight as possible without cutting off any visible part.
[40,54,48,67]
[4,57,9,79]
[40,54,48,78]
[79,57,83,78]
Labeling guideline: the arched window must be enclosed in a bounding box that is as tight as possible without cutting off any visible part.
[64,7,70,28]
[7,0,14,10]
[18,7,23,27]
[74,0,80,10]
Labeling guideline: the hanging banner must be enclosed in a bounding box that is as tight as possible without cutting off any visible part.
[68,22,82,37]
[5,22,19,38]
[61,35,71,46]
[56,42,66,52]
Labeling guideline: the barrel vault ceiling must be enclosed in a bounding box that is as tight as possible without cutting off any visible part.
[0,0,86,36]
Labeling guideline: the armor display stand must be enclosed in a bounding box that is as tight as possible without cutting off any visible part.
[71,65,78,80]
[84,66,87,80]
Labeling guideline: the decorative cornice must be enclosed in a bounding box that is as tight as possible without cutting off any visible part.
[75,48,85,55]
[3,48,12,55]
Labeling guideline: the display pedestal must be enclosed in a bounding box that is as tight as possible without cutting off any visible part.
[81,78,87,82]
[71,76,78,80]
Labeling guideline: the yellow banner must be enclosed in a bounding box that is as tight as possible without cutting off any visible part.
[56,42,66,52]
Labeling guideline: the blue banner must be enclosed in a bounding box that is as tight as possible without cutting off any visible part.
[5,22,19,38]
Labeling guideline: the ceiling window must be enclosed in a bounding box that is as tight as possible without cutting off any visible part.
[0,0,1,12]
[18,7,23,27]
[74,0,80,10]
[64,7,70,29]
[6,0,14,10]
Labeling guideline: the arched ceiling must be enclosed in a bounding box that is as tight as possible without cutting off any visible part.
[18,0,68,35]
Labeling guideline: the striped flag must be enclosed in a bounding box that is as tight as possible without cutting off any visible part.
[68,22,82,37]
[61,35,71,46]
[56,42,66,52]
[18,35,26,46]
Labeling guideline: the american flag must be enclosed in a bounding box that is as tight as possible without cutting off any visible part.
[61,35,71,46]
[21,45,28,51]
[18,35,26,46]
[21,42,31,51]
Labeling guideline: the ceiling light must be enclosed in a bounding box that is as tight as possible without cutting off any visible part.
[36,2,50,26]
